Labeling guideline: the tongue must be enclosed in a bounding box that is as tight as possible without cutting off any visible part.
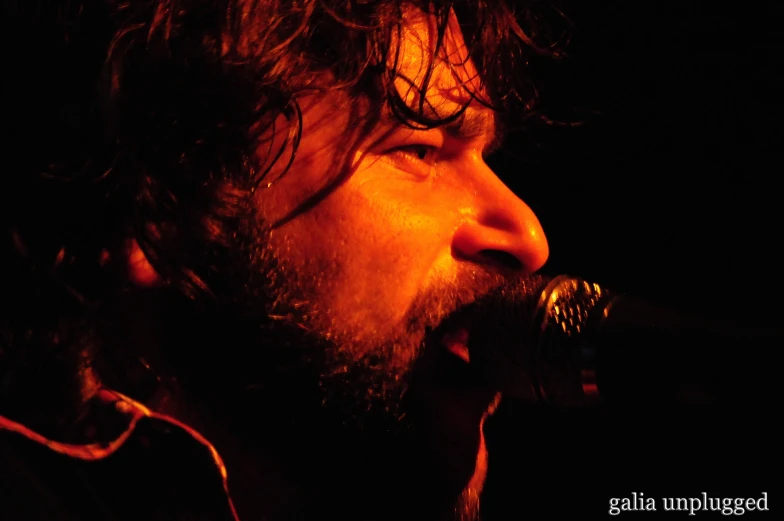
[441,328,470,364]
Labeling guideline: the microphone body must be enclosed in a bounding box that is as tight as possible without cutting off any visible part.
[468,275,781,407]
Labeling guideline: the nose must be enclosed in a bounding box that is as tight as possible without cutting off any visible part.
[452,168,549,273]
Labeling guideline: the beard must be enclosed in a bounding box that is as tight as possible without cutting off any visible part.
[146,208,508,520]
[217,207,506,425]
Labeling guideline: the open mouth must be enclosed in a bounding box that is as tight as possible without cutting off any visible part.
[426,304,477,367]
[441,328,470,364]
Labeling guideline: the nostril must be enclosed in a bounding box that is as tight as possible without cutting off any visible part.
[477,249,523,271]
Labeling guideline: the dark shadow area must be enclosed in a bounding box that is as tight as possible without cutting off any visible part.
[483,1,783,518]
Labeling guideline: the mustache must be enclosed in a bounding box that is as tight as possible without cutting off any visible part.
[316,263,511,391]
[403,263,511,337]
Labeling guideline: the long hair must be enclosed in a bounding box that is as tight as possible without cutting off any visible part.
[1,0,566,430]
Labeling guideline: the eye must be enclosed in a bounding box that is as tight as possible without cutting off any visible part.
[385,144,439,178]
[394,144,437,162]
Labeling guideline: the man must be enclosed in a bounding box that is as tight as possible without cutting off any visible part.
[1,1,550,519]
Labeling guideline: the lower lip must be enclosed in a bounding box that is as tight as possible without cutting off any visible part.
[442,328,470,364]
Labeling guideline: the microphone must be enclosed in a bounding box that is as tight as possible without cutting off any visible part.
[467,274,781,407]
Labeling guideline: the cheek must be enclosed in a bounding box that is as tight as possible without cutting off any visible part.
[266,185,458,327]
[325,188,458,316]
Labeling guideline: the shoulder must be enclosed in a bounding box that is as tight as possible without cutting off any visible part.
[0,389,240,521]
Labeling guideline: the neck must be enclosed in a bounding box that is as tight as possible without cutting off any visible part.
[147,378,473,521]
[0,363,102,442]
[103,287,322,519]
[143,382,304,520]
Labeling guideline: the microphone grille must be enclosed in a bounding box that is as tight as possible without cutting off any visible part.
[468,274,617,404]
[467,274,551,400]
[471,273,552,335]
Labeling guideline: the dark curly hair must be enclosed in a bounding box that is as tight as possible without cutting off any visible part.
[1,0,565,432]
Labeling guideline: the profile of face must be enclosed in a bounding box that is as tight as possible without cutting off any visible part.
[130,7,548,521]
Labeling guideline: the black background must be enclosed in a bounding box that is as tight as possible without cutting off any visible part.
[483,1,781,519]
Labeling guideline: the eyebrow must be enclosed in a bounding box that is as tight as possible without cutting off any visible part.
[379,106,503,155]
[443,109,503,155]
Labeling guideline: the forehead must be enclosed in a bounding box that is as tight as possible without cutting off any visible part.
[253,8,497,194]
[393,8,488,119]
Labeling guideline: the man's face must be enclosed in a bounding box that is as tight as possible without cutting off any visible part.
[232,9,548,519]
[255,9,547,386]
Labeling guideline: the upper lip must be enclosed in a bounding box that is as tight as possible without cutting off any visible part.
[437,302,476,333]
